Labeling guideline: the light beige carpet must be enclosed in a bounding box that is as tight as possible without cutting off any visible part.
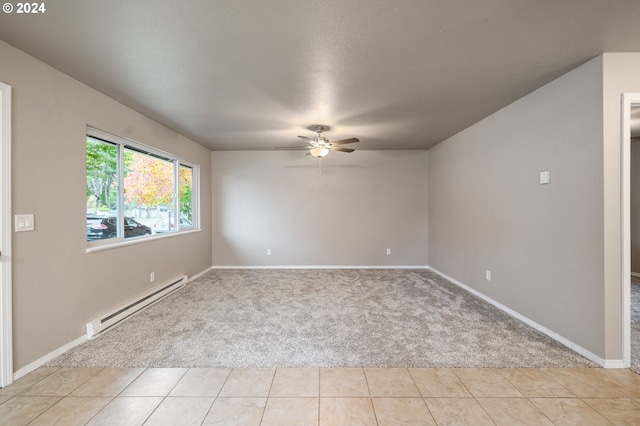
[49,269,597,368]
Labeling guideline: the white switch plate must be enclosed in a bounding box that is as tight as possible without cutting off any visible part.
[386,248,391,255]
[267,249,271,255]
[539,170,550,184]
[485,270,492,281]
[15,214,34,232]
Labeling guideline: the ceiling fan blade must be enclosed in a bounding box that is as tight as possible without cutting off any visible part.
[298,135,314,142]
[632,136,640,142]
[330,146,355,153]
[331,137,359,145]
[275,146,312,150]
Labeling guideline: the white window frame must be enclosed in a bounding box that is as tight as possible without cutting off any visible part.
[86,127,200,253]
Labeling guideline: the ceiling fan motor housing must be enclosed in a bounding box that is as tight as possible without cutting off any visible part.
[308,125,330,133]
[315,136,329,146]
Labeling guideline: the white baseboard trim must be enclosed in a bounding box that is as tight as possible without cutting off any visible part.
[211,265,430,270]
[14,335,87,380]
[13,265,214,380]
[189,266,213,282]
[602,359,625,368]
[428,267,617,369]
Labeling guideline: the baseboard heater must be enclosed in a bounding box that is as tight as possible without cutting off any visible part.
[86,275,188,339]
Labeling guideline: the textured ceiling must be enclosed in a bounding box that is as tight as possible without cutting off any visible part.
[1,0,640,150]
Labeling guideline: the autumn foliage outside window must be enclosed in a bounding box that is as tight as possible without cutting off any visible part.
[124,148,174,218]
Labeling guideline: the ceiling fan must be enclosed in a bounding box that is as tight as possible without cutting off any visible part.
[276,125,359,157]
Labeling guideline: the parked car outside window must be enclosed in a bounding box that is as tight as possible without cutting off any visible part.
[87,216,152,240]
[153,217,193,233]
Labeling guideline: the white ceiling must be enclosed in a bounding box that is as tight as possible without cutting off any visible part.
[1,0,640,150]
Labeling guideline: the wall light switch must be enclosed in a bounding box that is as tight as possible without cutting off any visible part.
[539,170,550,185]
[15,214,34,232]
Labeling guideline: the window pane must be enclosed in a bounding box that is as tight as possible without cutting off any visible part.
[86,137,119,241]
[179,164,193,230]
[123,148,174,236]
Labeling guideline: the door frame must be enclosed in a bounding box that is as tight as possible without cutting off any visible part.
[621,93,640,369]
[0,82,12,388]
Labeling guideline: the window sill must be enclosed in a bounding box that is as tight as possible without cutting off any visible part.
[86,228,201,254]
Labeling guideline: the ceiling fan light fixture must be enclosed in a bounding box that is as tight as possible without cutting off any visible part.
[310,147,329,158]
[274,125,358,158]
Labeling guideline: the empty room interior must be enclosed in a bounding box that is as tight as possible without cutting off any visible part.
[1,1,640,425]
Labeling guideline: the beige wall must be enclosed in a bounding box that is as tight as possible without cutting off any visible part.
[602,53,640,360]
[0,40,213,370]
[212,150,428,267]
[428,57,607,357]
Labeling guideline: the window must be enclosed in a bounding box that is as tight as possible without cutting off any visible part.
[86,127,199,247]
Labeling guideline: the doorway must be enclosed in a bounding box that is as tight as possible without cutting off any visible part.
[0,82,12,388]
[622,94,640,371]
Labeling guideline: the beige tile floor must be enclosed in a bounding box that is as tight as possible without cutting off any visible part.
[0,366,638,425]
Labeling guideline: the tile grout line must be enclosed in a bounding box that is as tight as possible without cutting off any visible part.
[494,368,561,426]
[450,368,475,399]
[7,366,61,397]
[450,368,499,426]
[82,367,146,425]
[406,368,438,425]
[197,366,232,424]
[362,368,380,425]
[26,366,107,425]
[136,366,176,426]
[166,366,191,397]
[537,368,579,398]
[20,366,105,398]
[24,395,65,426]
[258,367,278,425]
[317,368,321,425]
[577,397,621,426]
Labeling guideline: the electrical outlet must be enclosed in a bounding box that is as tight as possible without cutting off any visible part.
[386,248,391,255]
[150,272,155,282]
[267,249,272,255]
[485,270,492,281]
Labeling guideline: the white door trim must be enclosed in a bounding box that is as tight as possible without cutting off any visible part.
[621,93,640,369]
[0,82,12,388]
